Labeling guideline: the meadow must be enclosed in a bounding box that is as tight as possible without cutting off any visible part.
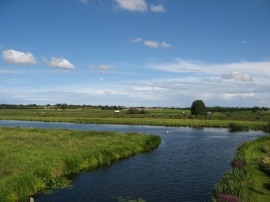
[0,108,269,131]
[0,127,161,202]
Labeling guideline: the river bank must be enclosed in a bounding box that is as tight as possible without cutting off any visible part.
[0,108,269,131]
[0,127,161,202]
[212,136,270,202]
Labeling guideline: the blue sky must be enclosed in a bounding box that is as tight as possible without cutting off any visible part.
[0,0,269,107]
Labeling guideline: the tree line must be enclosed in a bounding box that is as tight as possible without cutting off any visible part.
[0,103,268,112]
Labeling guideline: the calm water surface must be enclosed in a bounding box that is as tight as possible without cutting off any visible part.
[0,120,266,202]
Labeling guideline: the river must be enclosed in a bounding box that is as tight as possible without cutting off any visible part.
[0,120,265,202]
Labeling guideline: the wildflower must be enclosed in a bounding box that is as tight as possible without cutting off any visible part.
[217,193,241,202]
[231,160,244,169]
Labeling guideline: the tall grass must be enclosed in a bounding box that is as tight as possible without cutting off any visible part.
[228,122,249,132]
[0,127,161,202]
[263,122,270,133]
[212,136,270,202]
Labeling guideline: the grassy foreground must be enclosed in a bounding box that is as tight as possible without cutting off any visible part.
[0,108,269,130]
[212,136,270,202]
[0,127,161,202]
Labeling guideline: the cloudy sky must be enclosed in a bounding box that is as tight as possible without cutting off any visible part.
[0,0,269,107]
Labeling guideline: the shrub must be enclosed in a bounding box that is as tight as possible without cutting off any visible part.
[126,108,146,114]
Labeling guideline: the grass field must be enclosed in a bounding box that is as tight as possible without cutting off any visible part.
[212,136,270,202]
[0,108,269,130]
[0,127,161,202]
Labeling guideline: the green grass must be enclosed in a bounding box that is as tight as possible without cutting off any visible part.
[212,136,270,202]
[0,127,161,202]
[0,108,269,130]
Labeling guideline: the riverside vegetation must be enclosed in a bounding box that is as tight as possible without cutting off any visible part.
[0,107,269,131]
[0,127,161,202]
[212,136,270,202]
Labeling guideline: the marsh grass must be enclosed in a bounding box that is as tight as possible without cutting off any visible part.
[0,127,160,202]
[228,122,249,132]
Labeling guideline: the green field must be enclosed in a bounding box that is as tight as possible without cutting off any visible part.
[0,127,161,202]
[0,108,269,130]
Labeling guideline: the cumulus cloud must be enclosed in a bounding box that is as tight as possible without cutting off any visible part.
[2,49,36,65]
[160,41,173,48]
[48,57,75,69]
[115,0,147,12]
[144,40,159,48]
[150,4,165,12]
[131,37,173,48]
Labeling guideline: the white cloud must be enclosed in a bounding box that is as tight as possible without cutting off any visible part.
[147,59,270,76]
[98,64,113,73]
[2,49,36,65]
[79,0,88,4]
[144,40,159,48]
[115,0,147,12]
[160,41,172,48]
[221,72,253,82]
[91,64,113,73]
[150,4,165,12]
[131,37,143,43]
[223,93,255,99]
[132,37,173,48]
[48,57,75,69]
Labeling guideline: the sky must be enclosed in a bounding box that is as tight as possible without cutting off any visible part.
[0,0,270,107]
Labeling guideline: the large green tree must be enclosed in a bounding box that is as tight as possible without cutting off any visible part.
[191,100,207,115]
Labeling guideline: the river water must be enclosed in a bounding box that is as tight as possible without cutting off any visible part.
[0,120,266,202]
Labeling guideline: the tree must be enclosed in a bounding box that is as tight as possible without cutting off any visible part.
[191,100,207,115]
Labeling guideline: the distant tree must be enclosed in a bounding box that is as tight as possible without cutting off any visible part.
[127,108,146,114]
[191,100,207,115]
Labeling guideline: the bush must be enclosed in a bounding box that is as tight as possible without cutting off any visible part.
[126,108,146,114]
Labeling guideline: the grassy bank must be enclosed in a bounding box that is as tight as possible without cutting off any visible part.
[212,136,270,202]
[0,108,269,130]
[0,127,161,202]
